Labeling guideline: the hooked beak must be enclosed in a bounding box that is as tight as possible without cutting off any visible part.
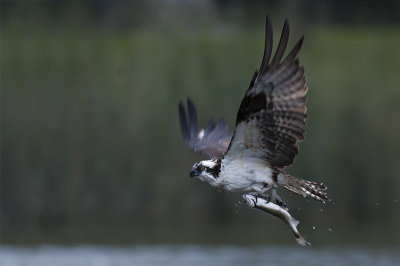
[190,169,199,178]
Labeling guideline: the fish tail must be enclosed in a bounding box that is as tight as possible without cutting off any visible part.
[286,215,310,247]
[295,234,311,247]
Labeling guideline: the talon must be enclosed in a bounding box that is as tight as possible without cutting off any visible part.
[243,194,257,208]
[251,198,256,206]
[257,193,271,203]
[247,192,272,204]
[266,195,271,203]
[272,188,287,208]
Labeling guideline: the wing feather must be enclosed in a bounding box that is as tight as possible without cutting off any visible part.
[187,98,198,137]
[259,15,273,75]
[269,19,289,68]
[226,17,307,168]
[179,99,233,159]
[178,102,190,142]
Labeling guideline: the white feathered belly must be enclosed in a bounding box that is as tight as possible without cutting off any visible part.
[218,158,274,192]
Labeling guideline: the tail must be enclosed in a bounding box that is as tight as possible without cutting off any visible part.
[288,216,311,247]
[278,172,328,203]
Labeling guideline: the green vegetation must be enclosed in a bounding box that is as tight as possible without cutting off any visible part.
[2,18,400,245]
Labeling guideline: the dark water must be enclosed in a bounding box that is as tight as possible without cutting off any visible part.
[1,245,399,266]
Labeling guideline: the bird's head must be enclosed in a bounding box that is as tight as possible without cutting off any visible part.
[190,159,221,182]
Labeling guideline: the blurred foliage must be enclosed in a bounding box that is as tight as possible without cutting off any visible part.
[1,1,400,245]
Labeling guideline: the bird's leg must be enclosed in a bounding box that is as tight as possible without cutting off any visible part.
[271,188,287,209]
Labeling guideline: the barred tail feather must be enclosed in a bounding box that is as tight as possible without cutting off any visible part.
[279,173,328,203]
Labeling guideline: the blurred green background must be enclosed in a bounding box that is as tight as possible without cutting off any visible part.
[1,0,400,246]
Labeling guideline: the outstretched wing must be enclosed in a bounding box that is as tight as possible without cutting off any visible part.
[179,98,233,159]
[225,17,307,168]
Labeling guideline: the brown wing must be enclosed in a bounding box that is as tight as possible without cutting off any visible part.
[225,16,307,168]
[179,98,233,159]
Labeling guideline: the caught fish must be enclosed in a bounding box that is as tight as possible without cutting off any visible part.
[243,194,310,246]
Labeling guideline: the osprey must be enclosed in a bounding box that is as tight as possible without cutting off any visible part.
[179,16,328,228]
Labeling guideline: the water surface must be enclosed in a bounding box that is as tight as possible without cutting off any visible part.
[1,245,399,266]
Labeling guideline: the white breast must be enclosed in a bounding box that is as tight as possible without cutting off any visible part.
[218,157,274,192]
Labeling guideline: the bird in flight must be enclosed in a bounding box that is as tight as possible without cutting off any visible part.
[178,16,328,244]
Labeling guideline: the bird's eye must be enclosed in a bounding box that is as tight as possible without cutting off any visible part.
[201,165,205,171]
